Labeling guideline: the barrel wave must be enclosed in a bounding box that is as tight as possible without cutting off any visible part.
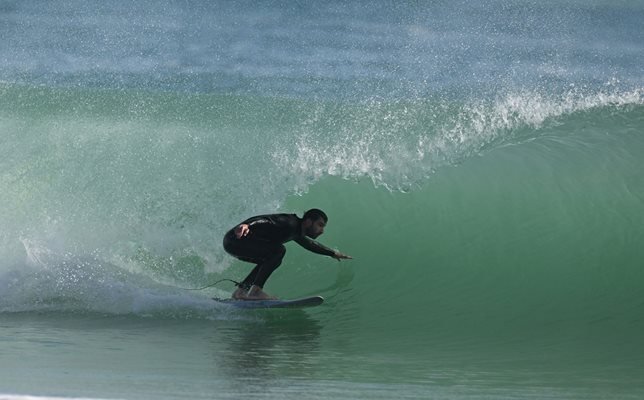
[1,83,642,340]
[1,1,643,398]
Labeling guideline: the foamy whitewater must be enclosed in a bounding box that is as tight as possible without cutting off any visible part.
[1,1,643,399]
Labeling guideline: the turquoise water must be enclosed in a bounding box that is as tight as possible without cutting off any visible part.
[1,1,644,399]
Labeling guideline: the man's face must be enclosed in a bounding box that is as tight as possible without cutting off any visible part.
[305,217,326,239]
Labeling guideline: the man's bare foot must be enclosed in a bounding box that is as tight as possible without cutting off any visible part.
[231,285,277,300]
[246,285,277,300]
[231,287,248,300]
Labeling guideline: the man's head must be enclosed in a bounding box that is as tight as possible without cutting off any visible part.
[302,208,328,239]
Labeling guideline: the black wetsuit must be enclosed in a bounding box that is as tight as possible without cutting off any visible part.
[223,214,335,289]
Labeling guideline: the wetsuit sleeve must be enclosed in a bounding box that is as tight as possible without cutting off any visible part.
[239,215,279,232]
[294,236,336,257]
[236,214,296,244]
[245,217,272,227]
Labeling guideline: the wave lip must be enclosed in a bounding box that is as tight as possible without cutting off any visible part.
[275,87,644,192]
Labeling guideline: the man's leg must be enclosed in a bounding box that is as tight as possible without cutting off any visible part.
[231,264,261,299]
[223,233,286,299]
[236,245,286,299]
[239,245,286,288]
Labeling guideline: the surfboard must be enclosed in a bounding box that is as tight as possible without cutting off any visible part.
[212,295,324,309]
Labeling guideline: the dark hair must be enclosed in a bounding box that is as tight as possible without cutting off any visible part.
[303,208,328,223]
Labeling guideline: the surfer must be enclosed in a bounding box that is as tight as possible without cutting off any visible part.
[223,209,352,300]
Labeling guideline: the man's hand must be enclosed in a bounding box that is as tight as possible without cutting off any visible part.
[332,251,352,261]
[234,224,250,239]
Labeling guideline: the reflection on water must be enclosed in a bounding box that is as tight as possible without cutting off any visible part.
[215,310,323,382]
[2,310,644,399]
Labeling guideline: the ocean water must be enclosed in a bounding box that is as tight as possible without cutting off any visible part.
[1,0,643,399]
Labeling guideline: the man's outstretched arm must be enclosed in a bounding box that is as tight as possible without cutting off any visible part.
[294,236,352,260]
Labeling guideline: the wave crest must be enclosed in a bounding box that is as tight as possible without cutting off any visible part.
[275,87,643,192]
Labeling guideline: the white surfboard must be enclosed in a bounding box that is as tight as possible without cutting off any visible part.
[212,295,324,309]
